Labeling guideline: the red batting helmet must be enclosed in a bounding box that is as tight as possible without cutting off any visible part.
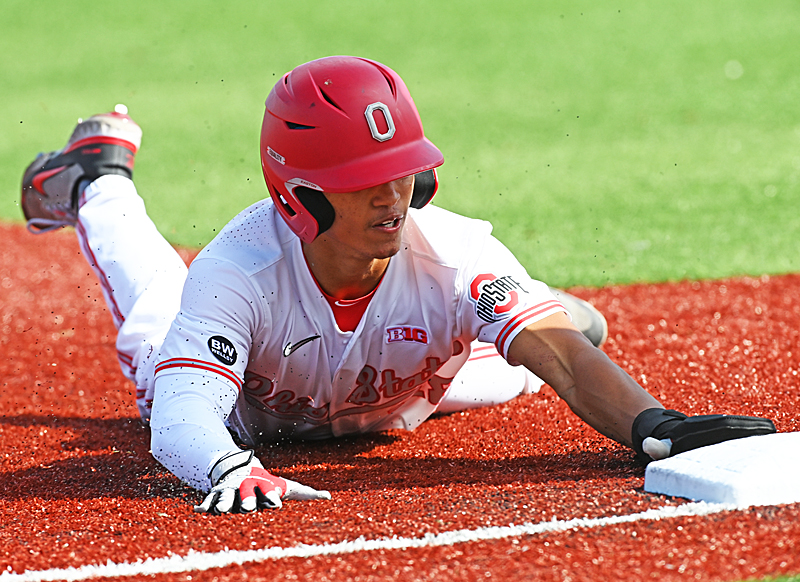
[260,56,444,243]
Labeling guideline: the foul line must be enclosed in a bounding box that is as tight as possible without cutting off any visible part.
[2,501,740,582]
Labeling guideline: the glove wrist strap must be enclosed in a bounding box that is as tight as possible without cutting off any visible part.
[631,408,687,456]
[210,450,255,486]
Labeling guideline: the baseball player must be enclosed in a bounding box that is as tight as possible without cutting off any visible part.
[21,56,775,514]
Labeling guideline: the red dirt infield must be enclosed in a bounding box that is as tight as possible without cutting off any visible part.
[1,220,799,581]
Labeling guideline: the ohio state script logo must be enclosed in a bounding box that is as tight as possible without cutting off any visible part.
[469,273,528,323]
[241,358,452,425]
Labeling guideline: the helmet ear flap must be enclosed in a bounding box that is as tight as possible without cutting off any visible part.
[410,169,438,209]
[274,174,433,242]
[295,187,335,237]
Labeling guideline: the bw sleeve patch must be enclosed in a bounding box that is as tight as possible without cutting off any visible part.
[208,335,238,365]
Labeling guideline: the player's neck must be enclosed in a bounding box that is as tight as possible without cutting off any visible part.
[302,243,390,300]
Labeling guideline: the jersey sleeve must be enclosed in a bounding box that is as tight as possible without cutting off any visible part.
[457,234,567,363]
[150,256,268,491]
[156,255,265,388]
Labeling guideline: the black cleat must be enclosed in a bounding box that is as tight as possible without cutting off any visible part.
[21,104,142,233]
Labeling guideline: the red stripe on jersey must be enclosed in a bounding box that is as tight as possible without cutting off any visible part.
[468,344,502,362]
[154,357,243,391]
[471,344,497,354]
[75,220,127,327]
[118,352,135,375]
[495,300,566,356]
[468,352,503,362]
[496,299,563,342]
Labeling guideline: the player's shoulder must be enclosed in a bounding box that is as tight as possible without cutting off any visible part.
[194,198,292,276]
[405,204,494,265]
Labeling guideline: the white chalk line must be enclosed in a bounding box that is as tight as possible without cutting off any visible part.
[2,501,742,582]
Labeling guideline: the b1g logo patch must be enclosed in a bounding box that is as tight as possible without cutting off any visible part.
[469,273,528,323]
[208,335,237,366]
[386,326,429,345]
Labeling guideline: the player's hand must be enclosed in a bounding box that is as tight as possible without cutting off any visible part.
[632,408,776,464]
[193,450,331,514]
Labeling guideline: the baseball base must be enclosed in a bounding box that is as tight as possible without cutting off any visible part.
[644,431,800,507]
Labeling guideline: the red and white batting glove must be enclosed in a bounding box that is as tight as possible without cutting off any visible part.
[193,450,331,514]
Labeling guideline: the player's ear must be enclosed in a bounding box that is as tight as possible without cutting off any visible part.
[410,169,438,209]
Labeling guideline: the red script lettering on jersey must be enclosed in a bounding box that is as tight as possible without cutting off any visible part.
[241,357,453,426]
[346,357,444,405]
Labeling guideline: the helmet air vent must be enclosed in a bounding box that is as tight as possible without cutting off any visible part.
[285,121,315,130]
[379,70,396,97]
[319,88,344,112]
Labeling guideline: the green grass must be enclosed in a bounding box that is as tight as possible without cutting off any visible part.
[3,0,800,287]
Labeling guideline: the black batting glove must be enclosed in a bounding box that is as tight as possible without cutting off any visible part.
[631,408,776,464]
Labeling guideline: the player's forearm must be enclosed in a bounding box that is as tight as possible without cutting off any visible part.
[553,347,663,447]
[508,318,664,448]
[150,374,242,491]
[150,417,238,492]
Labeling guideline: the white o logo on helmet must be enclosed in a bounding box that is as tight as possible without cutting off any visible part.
[365,102,396,142]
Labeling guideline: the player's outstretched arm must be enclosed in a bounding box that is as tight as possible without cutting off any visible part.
[194,450,331,514]
[508,312,660,447]
[151,373,331,512]
[507,312,775,462]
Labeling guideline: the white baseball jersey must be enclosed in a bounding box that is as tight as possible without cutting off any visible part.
[150,198,565,490]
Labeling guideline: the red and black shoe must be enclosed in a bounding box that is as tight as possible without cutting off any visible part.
[549,287,609,348]
[21,104,142,233]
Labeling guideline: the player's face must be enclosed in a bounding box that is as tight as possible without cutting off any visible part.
[319,176,414,261]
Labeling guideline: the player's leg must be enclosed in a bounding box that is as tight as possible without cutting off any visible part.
[78,175,187,420]
[436,341,544,414]
[549,287,608,348]
[21,106,187,420]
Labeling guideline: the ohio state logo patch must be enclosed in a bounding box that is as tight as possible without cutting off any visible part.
[386,326,429,345]
[469,273,528,323]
